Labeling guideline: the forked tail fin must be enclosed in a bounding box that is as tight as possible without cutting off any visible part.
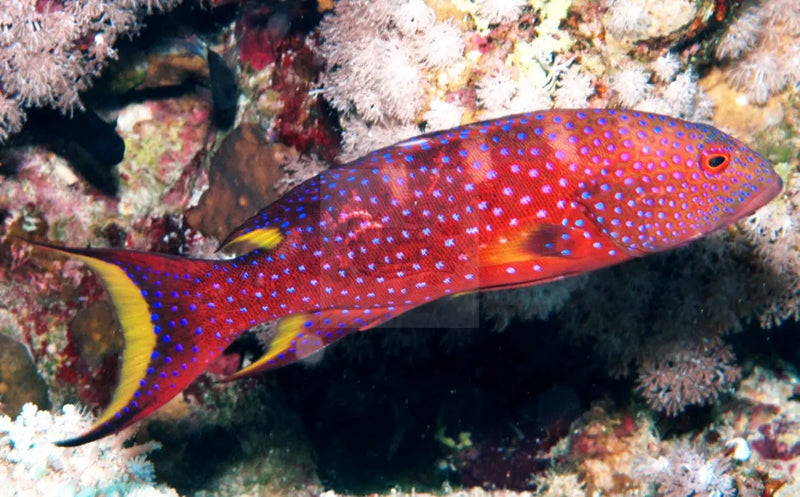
[32,242,229,446]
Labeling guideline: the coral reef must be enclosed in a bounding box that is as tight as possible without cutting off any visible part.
[116,95,212,220]
[715,0,800,104]
[0,0,181,141]
[635,442,735,497]
[0,403,178,496]
[0,0,800,495]
[0,333,49,418]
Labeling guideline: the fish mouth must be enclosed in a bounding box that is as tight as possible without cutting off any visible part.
[741,174,784,218]
[716,174,784,228]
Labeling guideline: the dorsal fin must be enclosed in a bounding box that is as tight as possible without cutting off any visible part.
[217,176,323,255]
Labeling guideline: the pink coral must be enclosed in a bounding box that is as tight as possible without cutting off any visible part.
[0,0,180,142]
[636,336,741,416]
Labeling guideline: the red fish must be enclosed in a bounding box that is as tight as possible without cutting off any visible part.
[34,109,781,445]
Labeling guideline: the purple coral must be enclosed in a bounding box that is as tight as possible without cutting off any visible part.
[635,336,741,416]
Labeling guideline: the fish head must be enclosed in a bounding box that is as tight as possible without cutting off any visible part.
[573,111,783,256]
[694,126,783,226]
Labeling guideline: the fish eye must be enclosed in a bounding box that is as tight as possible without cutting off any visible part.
[700,150,730,173]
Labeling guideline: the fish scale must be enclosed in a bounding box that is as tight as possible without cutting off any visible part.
[31,108,782,445]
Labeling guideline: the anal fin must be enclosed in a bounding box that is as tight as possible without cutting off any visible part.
[223,307,400,381]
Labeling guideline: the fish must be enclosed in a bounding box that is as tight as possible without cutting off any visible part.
[10,108,124,195]
[31,108,782,446]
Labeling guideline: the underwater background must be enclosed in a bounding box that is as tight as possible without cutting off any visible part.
[1,0,800,495]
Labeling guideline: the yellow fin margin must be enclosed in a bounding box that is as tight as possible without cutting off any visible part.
[63,253,155,433]
[224,314,310,381]
[219,227,284,254]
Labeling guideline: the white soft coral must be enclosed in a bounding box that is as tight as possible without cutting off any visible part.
[554,66,594,108]
[391,0,436,35]
[636,443,735,497]
[611,64,653,107]
[603,0,650,39]
[316,0,468,158]
[715,0,800,103]
[415,20,464,68]
[476,68,518,113]
[475,0,527,24]
[0,403,178,497]
[317,0,462,124]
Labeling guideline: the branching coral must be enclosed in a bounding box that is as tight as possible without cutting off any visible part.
[0,403,178,496]
[558,232,761,414]
[636,443,735,497]
[475,0,528,24]
[715,0,800,104]
[316,0,463,128]
[741,172,800,327]
[0,0,181,141]
[635,336,741,416]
